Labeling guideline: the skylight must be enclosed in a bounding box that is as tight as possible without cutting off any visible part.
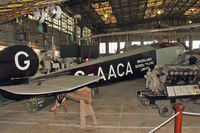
[144,0,163,19]
[91,1,117,24]
[184,8,200,15]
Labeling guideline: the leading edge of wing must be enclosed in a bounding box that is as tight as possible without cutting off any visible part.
[0,76,100,95]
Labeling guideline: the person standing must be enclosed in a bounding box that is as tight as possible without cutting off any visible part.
[189,54,197,65]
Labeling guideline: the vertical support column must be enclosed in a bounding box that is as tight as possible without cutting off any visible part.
[168,31,171,43]
[189,35,192,50]
[66,17,69,45]
[106,41,109,56]
[125,35,129,50]
[44,34,47,50]
[158,32,161,43]
[117,40,120,54]
[152,33,155,43]
[174,30,176,43]
[141,36,144,45]
[52,36,55,57]
[174,103,184,133]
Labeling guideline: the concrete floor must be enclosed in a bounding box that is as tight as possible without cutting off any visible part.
[0,78,199,133]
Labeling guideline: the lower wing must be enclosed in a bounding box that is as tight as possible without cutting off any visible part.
[0,76,100,95]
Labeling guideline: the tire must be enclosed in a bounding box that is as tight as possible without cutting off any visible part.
[140,98,150,106]
[159,103,173,117]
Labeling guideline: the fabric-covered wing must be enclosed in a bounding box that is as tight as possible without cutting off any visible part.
[0,76,100,95]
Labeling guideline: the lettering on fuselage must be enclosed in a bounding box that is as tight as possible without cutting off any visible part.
[14,51,30,71]
[74,57,154,81]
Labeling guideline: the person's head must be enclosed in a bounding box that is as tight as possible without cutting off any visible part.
[53,56,57,60]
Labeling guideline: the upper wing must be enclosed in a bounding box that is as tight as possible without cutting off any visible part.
[80,23,200,40]
[0,76,100,95]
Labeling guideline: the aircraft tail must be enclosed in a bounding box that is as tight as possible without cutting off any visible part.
[0,45,39,81]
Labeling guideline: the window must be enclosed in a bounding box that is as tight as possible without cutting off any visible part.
[28,15,34,20]
[83,27,91,37]
[99,43,106,54]
[28,12,75,35]
[109,42,117,54]
[60,12,74,34]
[16,17,23,25]
[185,41,189,47]
[144,41,153,45]
[54,50,60,57]
[76,26,81,39]
[171,40,176,43]
[132,41,141,46]
[67,15,74,34]
[53,19,59,30]
[153,40,158,43]
[185,40,200,49]
[192,40,200,49]
[120,42,125,53]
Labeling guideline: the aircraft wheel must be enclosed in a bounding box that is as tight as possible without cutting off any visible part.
[159,103,173,117]
[140,98,150,106]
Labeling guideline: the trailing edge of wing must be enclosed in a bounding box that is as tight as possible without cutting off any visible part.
[0,76,100,95]
[80,23,200,40]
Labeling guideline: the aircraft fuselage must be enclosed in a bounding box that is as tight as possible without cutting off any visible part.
[67,47,156,83]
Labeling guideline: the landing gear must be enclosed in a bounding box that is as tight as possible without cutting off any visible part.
[140,97,150,106]
[159,103,173,117]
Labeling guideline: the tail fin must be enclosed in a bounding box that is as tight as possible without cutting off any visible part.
[0,45,39,80]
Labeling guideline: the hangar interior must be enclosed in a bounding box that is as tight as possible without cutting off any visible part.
[1,0,200,53]
[0,0,200,133]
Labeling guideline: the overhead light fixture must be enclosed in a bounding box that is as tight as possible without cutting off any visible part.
[91,1,117,24]
[188,20,192,24]
[33,8,45,23]
[47,5,62,19]
[74,14,81,19]
[157,10,164,15]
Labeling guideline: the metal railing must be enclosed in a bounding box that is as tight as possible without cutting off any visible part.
[149,103,200,133]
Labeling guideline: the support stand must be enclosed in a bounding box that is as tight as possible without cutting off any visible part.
[50,87,97,128]
[80,99,97,128]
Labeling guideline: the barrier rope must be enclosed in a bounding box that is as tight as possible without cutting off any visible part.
[183,111,200,116]
[148,112,179,133]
